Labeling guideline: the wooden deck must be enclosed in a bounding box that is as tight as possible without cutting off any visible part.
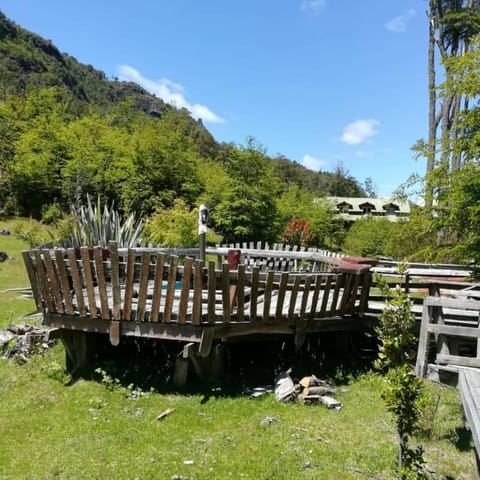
[22,243,373,375]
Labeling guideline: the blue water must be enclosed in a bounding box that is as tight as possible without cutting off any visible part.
[161,281,183,290]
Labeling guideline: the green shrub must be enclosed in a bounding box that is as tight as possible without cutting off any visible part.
[63,195,143,248]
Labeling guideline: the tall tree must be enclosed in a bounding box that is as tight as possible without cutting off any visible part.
[212,138,280,243]
[423,0,480,204]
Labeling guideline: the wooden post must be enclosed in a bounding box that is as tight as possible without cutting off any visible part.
[198,204,208,262]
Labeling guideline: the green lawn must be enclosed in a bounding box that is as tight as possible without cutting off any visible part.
[0,219,475,479]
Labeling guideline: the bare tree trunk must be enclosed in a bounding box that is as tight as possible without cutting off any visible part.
[426,3,437,205]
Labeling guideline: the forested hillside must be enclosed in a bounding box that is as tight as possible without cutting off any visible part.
[0,11,366,247]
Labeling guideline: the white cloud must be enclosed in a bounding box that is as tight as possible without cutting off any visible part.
[341,119,379,145]
[300,0,326,14]
[301,154,327,171]
[385,9,416,33]
[117,65,224,124]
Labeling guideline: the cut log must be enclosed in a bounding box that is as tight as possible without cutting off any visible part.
[320,395,342,409]
[303,386,335,396]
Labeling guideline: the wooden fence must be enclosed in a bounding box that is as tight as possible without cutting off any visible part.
[22,244,372,360]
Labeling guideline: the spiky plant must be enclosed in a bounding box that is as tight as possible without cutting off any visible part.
[64,195,144,248]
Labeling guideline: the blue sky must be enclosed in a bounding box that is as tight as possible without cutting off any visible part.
[2,1,428,197]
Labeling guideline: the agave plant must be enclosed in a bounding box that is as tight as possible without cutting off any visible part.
[65,195,144,248]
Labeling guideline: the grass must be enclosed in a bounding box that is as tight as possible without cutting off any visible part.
[0,218,41,328]
[0,218,476,479]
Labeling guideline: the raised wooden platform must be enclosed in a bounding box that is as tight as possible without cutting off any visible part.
[23,244,373,377]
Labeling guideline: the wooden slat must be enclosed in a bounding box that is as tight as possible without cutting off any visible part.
[436,354,480,368]
[427,323,480,338]
[178,257,193,324]
[33,250,53,312]
[236,264,245,322]
[207,261,216,324]
[109,242,121,321]
[299,276,312,320]
[263,271,274,321]
[459,370,480,459]
[123,249,136,321]
[358,273,371,317]
[221,263,231,323]
[66,249,86,315]
[94,247,110,320]
[164,255,178,323]
[424,296,480,310]
[329,274,342,315]
[346,273,361,314]
[250,267,260,321]
[135,252,151,322]
[416,304,432,378]
[320,276,332,316]
[80,247,97,319]
[308,274,323,322]
[288,276,302,322]
[22,251,42,310]
[42,249,63,313]
[339,273,353,315]
[54,250,74,315]
[275,272,289,321]
[191,260,203,325]
[150,254,165,323]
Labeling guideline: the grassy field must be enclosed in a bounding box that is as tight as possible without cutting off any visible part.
[0,219,475,479]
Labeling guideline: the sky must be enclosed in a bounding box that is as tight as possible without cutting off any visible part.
[1,0,428,197]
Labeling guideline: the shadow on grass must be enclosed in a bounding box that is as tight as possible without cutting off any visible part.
[452,426,474,452]
[62,330,379,399]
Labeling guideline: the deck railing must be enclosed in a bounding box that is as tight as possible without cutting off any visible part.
[23,244,370,323]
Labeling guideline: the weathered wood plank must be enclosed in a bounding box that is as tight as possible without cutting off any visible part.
[80,247,97,319]
[221,263,231,323]
[94,247,110,320]
[109,242,121,321]
[33,250,53,312]
[416,304,432,378]
[123,249,136,321]
[191,260,203,325]
[275,272,289,322]
[207,261,216,324]
[236,264,245,323]
[66,249,86,315]
[22,251,42,310]
[288,276,302,323]
[424,296,480,310]
[150,254,165,323]
[43,249,63,313]
[320,276,332,316]
[136,252,151,322]
[54,249,74,315]
[164,255,178,323]
[436,354,480,368]
[250,266,260,321]
[263,271,275,322]
[178,257,193,324]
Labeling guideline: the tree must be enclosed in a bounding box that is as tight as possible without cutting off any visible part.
[277,186,345,249]
[375,273,429,479]
[422,0,480,204]
[212,138,280,243]
[342,217,400,258]
[414,36,480,264]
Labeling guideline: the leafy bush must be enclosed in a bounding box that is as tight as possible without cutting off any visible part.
[143,199,222,247]
[342,217,400,258]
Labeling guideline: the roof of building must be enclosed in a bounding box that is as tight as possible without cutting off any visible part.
[326,196,412,222]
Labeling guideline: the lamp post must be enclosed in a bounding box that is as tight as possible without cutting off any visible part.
[198,204,208,262]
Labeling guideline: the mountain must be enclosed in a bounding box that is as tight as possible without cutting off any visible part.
[0,10,365,215]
